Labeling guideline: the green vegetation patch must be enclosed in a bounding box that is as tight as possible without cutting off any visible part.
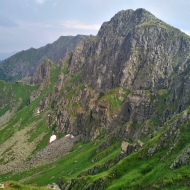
[0,107,9,118]
[78,84,84,90]
[70,75,82,83]
[65,86,71,92]
[146,117,161,129]
[50,65,60,86]
[99,87,130,108]
[156,89,169,116]
[158,89,169,96]
[72,102,81,107]
[62,66,69,75]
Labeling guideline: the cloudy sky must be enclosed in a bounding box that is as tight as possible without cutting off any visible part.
[1,0,190,53]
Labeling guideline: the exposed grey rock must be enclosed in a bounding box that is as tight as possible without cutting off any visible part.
[147,111,190,157]
[28,134,82,168]
[148,145,158,156]
[170,147,190,169]
[27,90,41,104]
[46,183,61,190]
[27,59,56,87]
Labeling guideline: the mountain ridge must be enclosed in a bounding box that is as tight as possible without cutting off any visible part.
[0,35,88,82]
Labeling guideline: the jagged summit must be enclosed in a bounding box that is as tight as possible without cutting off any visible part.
[68,8,190,94]
[98,8,159,37]
[111,8,157,23]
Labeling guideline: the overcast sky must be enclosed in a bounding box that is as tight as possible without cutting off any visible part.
[1,0,190,53]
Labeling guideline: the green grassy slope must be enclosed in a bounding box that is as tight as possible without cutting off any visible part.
[0,137,121,186]
[1,111,190,190]
[0,80,38,117]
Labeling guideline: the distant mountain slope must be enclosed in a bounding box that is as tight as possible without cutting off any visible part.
[0,35,88,82]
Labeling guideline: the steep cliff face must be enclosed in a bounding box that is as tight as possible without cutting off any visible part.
[71,9,190,95]
[29,59,57,90]
[0,35,88,82]
[36,8,190,143]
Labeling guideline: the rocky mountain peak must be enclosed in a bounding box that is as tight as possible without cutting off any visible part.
[98,8,158,38]
[134,8,156,18]
[63,8,190,136]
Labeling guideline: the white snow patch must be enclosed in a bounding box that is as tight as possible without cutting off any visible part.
[66,134,70,137]
[37,108,40,114]
[49,135,56,143]
[71,134,74,138]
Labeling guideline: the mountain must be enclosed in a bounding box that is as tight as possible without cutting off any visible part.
[1,8,190,190]
[0,35,88,82]
[0,51,18,61]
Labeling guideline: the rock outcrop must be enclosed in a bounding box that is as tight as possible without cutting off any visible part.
[170,146,190,169]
